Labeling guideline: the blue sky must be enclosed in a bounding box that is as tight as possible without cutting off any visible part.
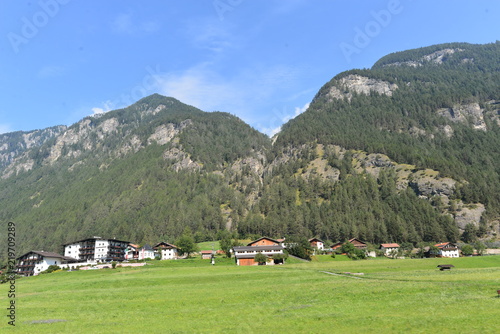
[0,0,499,136]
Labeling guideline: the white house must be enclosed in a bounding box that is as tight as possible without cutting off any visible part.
[16,251,77,276]
[138,244,155,260]
[63,237,129,262]
[153,242,179,260]
[124,243,139,260]
[435,242,459,258]
[380,243,401,257]
[309,238,325,253]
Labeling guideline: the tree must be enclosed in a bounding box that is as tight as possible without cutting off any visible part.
[340,242,366,260]
[176,227,199,258]
[461,244,474,256]
[340,242,356,255]
[428,245,440,257]
[461,223,478,243]
[286,236,313,260]
[254,252,268,265]
[219,231,233,258]
[474,241,486,256]
[272,253,286,264]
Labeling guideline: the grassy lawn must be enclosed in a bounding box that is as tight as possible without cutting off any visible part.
[1,256,499,333]
[196,241,221,251]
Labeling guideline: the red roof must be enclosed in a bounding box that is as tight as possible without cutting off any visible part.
[200,250,213,254]
[381,243,400,248]
[434,242,450,248]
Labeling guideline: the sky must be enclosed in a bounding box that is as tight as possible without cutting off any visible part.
[0,0,499,136]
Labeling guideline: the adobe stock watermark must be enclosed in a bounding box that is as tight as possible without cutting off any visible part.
[213,0,244,21]
[6,222,16,327]
[7,0,71,54]
[339,0,405,63]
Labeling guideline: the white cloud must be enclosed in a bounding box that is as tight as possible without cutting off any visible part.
[91,101,113,116]
[155,63,300,118]
[151,60,313,137]
[258,102,310,137]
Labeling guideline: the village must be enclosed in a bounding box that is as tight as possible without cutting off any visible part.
[15,235,493,277]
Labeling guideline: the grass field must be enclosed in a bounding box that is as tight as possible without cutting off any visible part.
[1,256,499,333]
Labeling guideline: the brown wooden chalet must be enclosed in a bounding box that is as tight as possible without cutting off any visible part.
[233,237,285,266]
[247,237,282,247]
[331,238,367,250]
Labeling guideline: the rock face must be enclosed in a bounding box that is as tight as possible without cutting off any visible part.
[1,113,196,178]
[0,126,66,170]
[409,173,456,198]
[454,203,486,230]
[147,119,192,146]
[422,48,464,64]
[327,75,398,101]
[437,103,487,131]
[383,48,465,67]
[163,147,200,172]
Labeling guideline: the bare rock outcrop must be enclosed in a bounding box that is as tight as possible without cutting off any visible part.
[163,147,200,172]
[148,119,192,146]
[327,75,398,101]
[453,203,486,230]
[437,102,486,131]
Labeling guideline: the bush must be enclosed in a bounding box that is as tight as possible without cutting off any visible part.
[254,253,268,265]
[461,244,474,256]
[41,265,61,274]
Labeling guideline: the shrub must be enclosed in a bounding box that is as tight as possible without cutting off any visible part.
[41,265,61,274]
[461,244,474,256]
[254,253,268,265]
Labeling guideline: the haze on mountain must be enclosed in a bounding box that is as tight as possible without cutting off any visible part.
[1,42,499,263]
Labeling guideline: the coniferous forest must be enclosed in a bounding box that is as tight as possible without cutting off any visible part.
[1,42,499,264]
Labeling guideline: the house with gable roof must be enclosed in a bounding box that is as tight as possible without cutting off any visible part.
[16,251,77,276]
[138,244,155,260]
[331,238,367,251]
[153,242,179,260]
[380,243,401,257]
[233,237,285,266]
[434,242,459,258]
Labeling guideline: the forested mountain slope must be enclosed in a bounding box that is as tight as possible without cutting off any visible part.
[267,42,500,242]
[0,95,270,259]
[1,42,499,264]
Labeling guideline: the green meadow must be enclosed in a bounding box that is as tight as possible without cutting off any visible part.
[1,256,499,333]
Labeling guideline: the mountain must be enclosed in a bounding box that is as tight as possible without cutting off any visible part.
[0,125,66,172]
[1,42,499,263]
[270,41,500,241]
[0,95,270,259]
